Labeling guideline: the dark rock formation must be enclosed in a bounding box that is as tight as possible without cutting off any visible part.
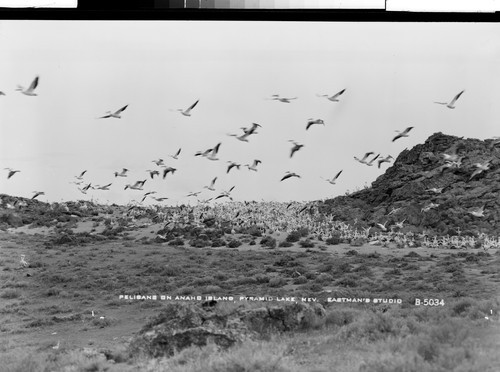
[127,301,326,359]
[319,133,500,236]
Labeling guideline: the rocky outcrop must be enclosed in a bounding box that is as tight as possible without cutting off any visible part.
[127,302,326,359]
[319,133,500,236]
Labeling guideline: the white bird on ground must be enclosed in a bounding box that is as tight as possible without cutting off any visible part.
[175,99,199,116]
[469,205,485,217]
[316,88,346,102]
[323,170,343,185]
[98,105,128,119]
[427,187,445,194]
[393,127,414,142]
[434,90,465,109]
[20,255,29,268]
[16,76,39,96]
[394,219,406,229]
[245,160,262,171]
[469,160,491,180]
[388,207,401,215]
[376,221,389,231]
[421,202,439,212]
[306,118,325,130]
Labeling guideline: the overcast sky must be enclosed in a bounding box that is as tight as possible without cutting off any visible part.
[0,21,499,206]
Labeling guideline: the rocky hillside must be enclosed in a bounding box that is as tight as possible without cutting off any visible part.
[319,132,500,236]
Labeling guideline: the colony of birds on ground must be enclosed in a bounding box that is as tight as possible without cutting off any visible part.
[2,77,498,248]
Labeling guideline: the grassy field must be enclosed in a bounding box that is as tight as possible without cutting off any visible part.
[1,218,499,372]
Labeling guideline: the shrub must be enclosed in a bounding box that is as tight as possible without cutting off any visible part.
[227,239,242,248]
[260,236,276,249]
[293,275,307,284]
[279,240,293,247]
[268,277,287,287]
[285,231,301,243]
[326,236,341,245]
[210,238,226,247]
[168,238,184,246]
[299,239,315,248]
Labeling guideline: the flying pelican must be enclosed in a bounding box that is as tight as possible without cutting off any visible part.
[195,148,213,157]
[114,168,129,177]
[280,172,301,182]
[366,154,380,166]
[153,196,169,202]
[323,170,343,185]
[207,143,221,161]
[32,191,45,200]
[316,88,346,102]
[246,159,262,171]
[99,105,128,119]
[187,191,201,198]
[354,152,375,165]
[170,148,181,160]
[0,91,5,96]
[5,168,20,179]
[204,177,217,191]
[162,167,176,178]
[152,159,164,166]
[215,186,235,200]
[141,191,157,203]
[378,155,394,169]
[16,76,39,96]
[306,118,325,130]
[228,132,251,142]
[227,161,241,174]
[81,183,92,192]
[95,184,112,190]
[75,170,87,180]
[241,123,261,135]
[176,99,199,116]
[269,95,297,103]
[469,161,491,180]
[392,126,414,142]
[147,170,160,179]
[124,181,145,191]
[289,141,304,158]
[434,90,465,109]
[469,205,485,217]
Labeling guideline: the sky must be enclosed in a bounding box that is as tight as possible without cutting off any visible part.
[0,21,499,206]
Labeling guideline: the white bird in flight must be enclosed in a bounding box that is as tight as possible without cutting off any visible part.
[176,100,199,116]
[354,152,375,165]
[306,118,325,130]
[204,177,217,191]
[392,126,414,142]
[269,95,297,103]
[316,88,346,102]
[114,168,129,177]
[170,148,181,160]
[16,76,39,96]
[434,90,465,109]
[323,170,343,185]
[99,105,128,119]
[246,159,262,171]
[280,172,301,182]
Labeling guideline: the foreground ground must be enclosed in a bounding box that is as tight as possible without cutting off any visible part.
[1,218,500,371]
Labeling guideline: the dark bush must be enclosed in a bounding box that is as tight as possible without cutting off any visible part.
[227,239,242,248]
[279,240,293,247]
[260,236,277,249]
[326,236,341,245]
[299,239,315,248]
[168,238,184,246]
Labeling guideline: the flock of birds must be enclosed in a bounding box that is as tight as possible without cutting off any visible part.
[2,74,491,226]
